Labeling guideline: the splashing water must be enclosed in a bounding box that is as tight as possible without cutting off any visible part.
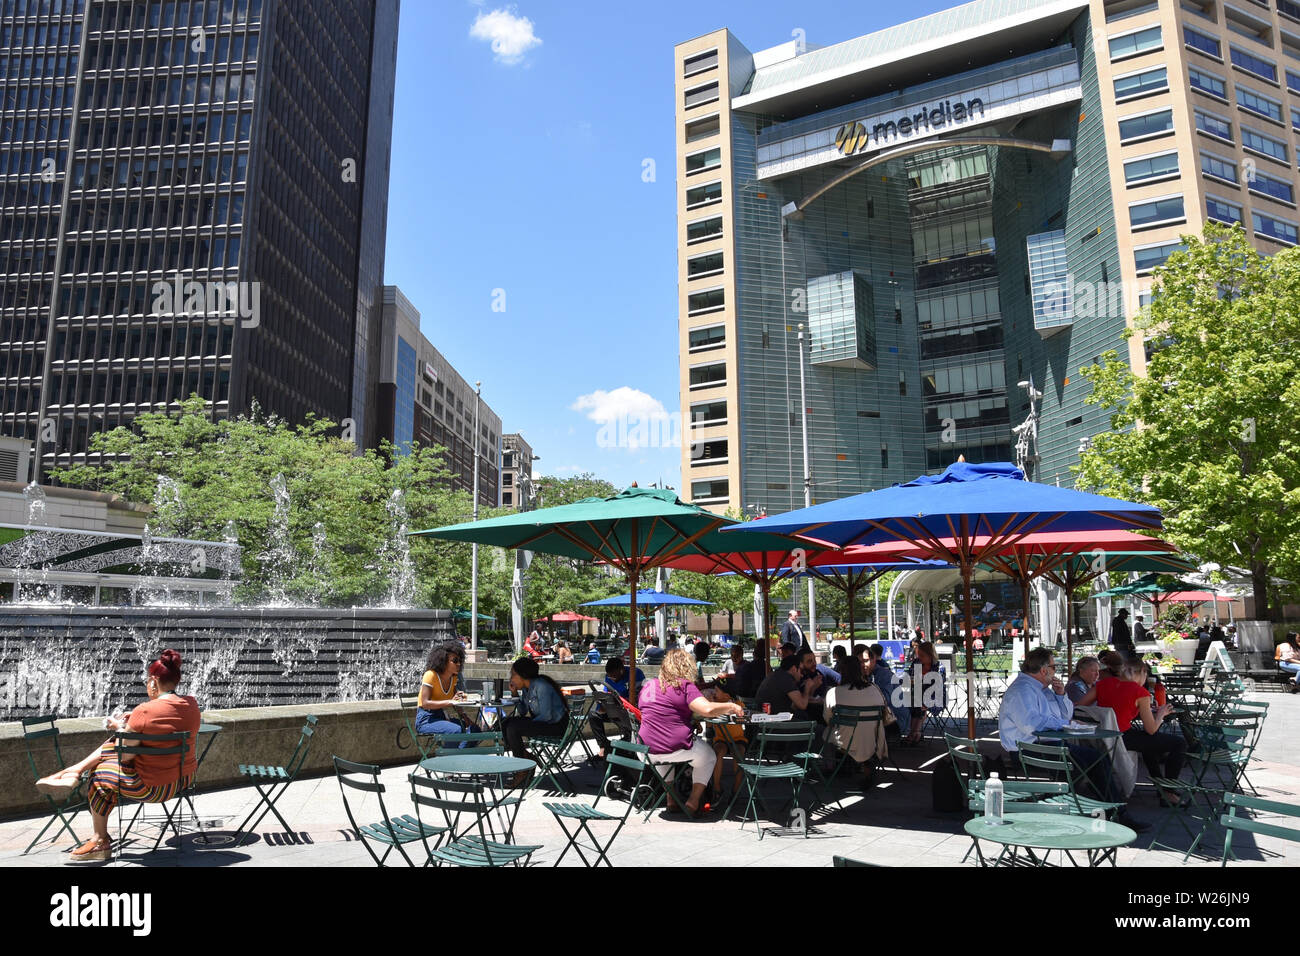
[259,473,297,605]
[377,488,416,608]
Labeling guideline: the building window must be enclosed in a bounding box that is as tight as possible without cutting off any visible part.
[1292,107,1300,132]
[1188,66,1227,100]
[1241,125,1288,162]
[1287,69,1300,94]
[685,147,722,175]
[684,113,720,143]
[1247,168,1295,204]
[1237,86,1283,123]
[1230,46,1277,83]
[1119,108,1174,142]
[692,438,728,464]
[686,216,723,244]
[1281,0,1300,22]
[688,361,727,389]
[1253,211,1299,244]
[1201,151,1238,183]
[1129,195,1186,229]
[683,48,718,77]
[1134,240,1185,274]
[690,478,728,503]
[502,491,512,505]
[688,323,726,351]
[1114,65,1168,100]
[689,399,727,426]
[687,251,724,279]
[684,81,719,109]
[1123,151,1179,185]
[687,287,725,315]
[685,180,722,209]
[1194,108,1233,142]
[1206,195,1243,225]
[1185,26,1222,59]
[1109,25,1162,60]
[502,472,513,486]
[1106,0,1158,23]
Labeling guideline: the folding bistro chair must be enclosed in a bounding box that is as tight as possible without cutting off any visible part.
[232,715,318,844]
[430,730,505,754]
[409,775,541,867]
[21,714,88,854]
[542,740,649,867]
[1220,792,1300,865]
[113,730,193,857]
[397,692,438,760]
[333,756,443,867]
[528,695,595,793]
[735,721,818,840]
[1017,741,1125,817]
[1146,774,1223,861]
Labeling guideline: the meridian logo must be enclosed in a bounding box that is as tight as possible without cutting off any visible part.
[832,98,987,156]
[835,121,869,155]
[49,886,152,936]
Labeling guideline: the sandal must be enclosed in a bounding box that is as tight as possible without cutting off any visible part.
[70,837,112,862]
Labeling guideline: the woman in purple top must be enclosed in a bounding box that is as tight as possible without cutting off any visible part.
[638,648,743,816]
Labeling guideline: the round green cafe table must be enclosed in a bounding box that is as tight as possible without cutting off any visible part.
[419,753,535,776]
[964,811,1137,867]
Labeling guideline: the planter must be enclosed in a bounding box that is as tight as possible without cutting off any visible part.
[1171,639,1199,666]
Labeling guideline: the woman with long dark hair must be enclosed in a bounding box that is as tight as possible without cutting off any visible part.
[499,657,568,787]
[35,649,200,862]
[417,642,478,737]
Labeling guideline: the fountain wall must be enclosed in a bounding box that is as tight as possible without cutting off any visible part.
[0,606,455,721]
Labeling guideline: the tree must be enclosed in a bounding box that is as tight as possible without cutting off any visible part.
[49,396,508,609]
[1075,224,1300,620]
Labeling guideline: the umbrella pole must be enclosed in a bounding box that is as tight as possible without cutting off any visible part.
[762,578,772,678]
[848,582,856,646]
[962,562,976,740]
[628,573,639,702]
[1022,579,1032,657]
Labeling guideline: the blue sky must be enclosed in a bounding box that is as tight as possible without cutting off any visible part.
[383,0,956,491]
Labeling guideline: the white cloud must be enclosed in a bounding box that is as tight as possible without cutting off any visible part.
[572,387,675,452]
[469,8,542,65]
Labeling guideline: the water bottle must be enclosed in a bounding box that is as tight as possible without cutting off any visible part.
[984,772,1005,824]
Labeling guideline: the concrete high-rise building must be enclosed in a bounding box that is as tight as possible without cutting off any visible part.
[675,0,1300,513]
[0,0,399,479]
[377,286,501,508]
[500,432,533,508]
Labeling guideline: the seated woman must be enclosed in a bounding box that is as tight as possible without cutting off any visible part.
[703,676,746,796]
[416,642,479,740]
[693,640,711,686]
[555,641,574,664]
[1080,660,1186,804]
[500,657,568,787]
[638,648,743,816]
[36,649,200,862]
[823,657,889,772]
[906,641,939,745]
[1066,656,1100,704]
[1097,649,1126,680]
[1275,633,1300,690]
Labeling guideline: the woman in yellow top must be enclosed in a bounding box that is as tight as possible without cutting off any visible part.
[416,642,477,737]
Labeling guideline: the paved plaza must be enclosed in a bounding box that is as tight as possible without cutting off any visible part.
[3,691,1297,869]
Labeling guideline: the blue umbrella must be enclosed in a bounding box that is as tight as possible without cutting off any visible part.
[580,589,714,608]
[725,461,1163,736]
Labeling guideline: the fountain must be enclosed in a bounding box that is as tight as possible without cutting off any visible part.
[0,476,454,722]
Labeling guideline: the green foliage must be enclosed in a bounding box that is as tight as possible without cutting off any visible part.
[1074,224,1300,618]
[50,396,511,609]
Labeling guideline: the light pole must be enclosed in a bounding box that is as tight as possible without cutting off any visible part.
[471,381,481,652]
[1013,376,1043,481]
[796,322,816,641]
[511,463,538,656]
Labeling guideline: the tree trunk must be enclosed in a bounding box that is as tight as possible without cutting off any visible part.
[727,610,734,636]
[1251,559,1273,621]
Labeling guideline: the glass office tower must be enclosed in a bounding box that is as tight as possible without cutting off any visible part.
[0,0,398,479]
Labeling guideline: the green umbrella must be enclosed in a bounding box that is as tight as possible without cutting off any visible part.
[411,485,806,698]
[452,609,495,622]
[1095,571,1205,621]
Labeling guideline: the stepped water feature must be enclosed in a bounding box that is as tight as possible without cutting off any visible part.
[0,476,454,722]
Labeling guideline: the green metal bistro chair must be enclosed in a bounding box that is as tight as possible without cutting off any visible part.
[1017,741,1125,818]
[1146,775,1223,862]
[735,721,818,840]
[1186,719,1256,794]
[397,692,438,760]
[542,741,649,867]
[232,715,318,844]
[21,714,88,854]
[430,730,505,755]
[410,775,541,867]
[333,756,443,867]
[528,695,596,793]
[113,730,192,857]
[610,738,683,820]
[1220,792,1300,865]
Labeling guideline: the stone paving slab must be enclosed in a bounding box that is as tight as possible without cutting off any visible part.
[3,695,1298,868]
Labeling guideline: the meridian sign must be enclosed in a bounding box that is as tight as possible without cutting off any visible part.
[835,97,987,156]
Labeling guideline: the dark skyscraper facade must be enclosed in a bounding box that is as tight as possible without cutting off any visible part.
[0,0,398,478]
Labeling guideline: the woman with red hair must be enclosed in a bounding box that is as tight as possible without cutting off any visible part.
[35,648,200,861]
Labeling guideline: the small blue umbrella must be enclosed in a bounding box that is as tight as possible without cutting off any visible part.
[581,589,714,608]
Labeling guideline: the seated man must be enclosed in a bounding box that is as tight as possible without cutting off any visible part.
[587,657,644,758]
[755,654,819,721]
[585,643,601,664]
[998,647,1140,828]
[641,636,665,665]
[733,640,769,699]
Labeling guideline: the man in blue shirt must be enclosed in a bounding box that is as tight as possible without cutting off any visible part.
[585,643,601,664]
[588,658,644,759]
[868,643,910,736]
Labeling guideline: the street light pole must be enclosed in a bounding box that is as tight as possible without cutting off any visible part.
[471,381,481,652]
[796,323,816,640]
